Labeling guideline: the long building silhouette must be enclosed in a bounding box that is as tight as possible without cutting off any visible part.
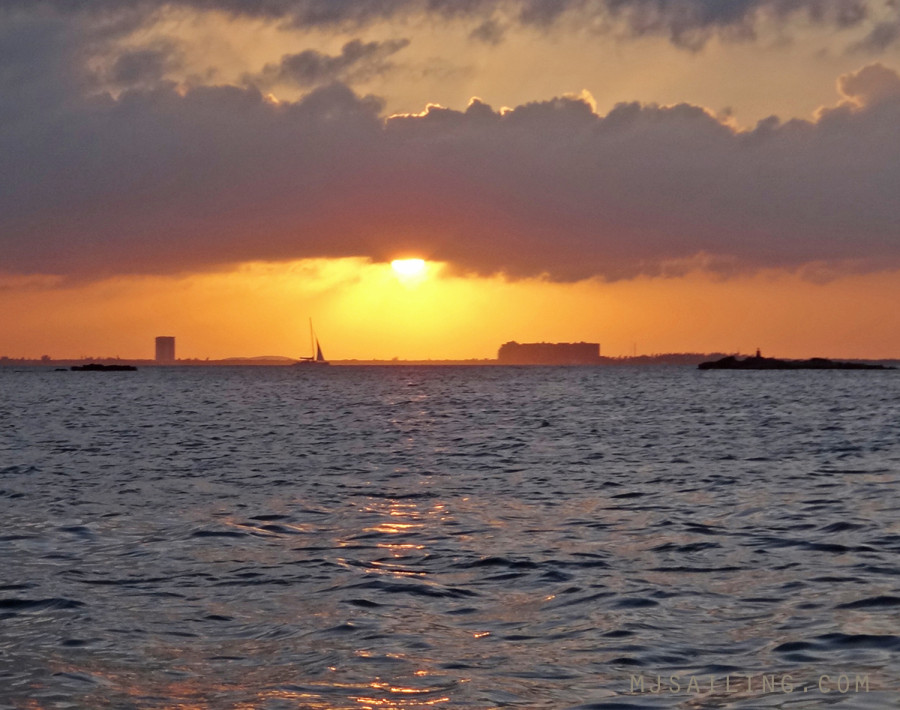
[497,341,601,365]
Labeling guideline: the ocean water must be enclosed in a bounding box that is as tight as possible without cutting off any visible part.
[1,365,899,709]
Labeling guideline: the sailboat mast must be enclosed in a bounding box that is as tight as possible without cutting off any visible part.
[309,318,315,360]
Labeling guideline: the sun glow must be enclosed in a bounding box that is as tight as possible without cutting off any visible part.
[391,258,427,278]
[5,256,900,361]
[390,258,428,287]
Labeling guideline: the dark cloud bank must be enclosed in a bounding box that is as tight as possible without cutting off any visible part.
[1,0,890,48]
[1,8,900,283]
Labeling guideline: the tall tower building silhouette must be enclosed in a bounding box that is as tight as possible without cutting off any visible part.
[155,336,175,363]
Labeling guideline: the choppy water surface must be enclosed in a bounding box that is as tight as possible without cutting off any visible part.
[1,366,899,709]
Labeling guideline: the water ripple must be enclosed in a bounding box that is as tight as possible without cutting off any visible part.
[1,366,898,707]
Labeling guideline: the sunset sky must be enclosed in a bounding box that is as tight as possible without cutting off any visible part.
[2,0,900,360]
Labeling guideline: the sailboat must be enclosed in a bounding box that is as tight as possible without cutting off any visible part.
[295,319,329,366]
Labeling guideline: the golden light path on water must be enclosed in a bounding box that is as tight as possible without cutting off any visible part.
[37,489,895,709]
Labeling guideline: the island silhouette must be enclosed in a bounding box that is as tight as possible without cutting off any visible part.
[699,350,894,370]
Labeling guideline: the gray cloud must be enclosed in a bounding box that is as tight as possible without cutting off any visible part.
[602,0,868,47]
[469,18,506,44]
[109,45,179,87]
[0,0,878,48]
[851,18,900,50]
[838,60,900,101]
[2,17,900,285]
[252,38,410,89]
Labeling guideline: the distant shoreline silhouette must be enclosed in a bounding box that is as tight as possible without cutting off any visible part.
[699,353,895,370]
[2,353,899,369]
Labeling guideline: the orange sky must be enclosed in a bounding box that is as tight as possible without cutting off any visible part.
[3,259,899,360]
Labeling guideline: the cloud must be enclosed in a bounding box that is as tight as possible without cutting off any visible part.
[252,38,411,89]
[838,61,900,103]
[469,18,506,44]
[3,39,900,285]
[601,0,868,48]
[850,18,900,50]
[2,0,876,49]
[108,45,180,88]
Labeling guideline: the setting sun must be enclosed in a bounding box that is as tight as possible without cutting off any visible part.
[391,258,427,280]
